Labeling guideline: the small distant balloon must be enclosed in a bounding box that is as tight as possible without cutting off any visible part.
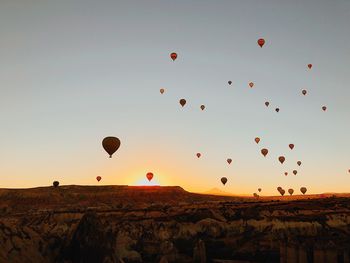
[288,189,294,196]
[293,170,298,175]
[275,108,280,113]
[261,148,268,157]
[179,99,187,107]
[300,187,307,195]
[289,144,294,150]
[53,181,59,187]
[280,189,285,196]
[284,172,288,176]
[200,105,205,111]
[160,88,165,94]
[297,161,302,166]
[249,82,254,88]
[258,188,262,192]
[227,158,232,165]
[302,90,307,96]
[277,186,282,191]
[228,81,232,85]
[102,137,121,158]
[253,193,259,198]
[278,156,286,164]
[170,52,177,61]
[146,172,154,182]
[196,153,201,158]
[221,177,228,185]
[322,106,327,111]
[257,38,265,48]
[255,137,260,144]
[308,64,312,69]
[265,101,270,107]
[96,176,101,182]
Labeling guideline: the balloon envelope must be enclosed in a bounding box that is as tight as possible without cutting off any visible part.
[280,189,285,196]
[257,38,265,48]
[179,99,186,107]
[196,153,201,158]
[228,81,232,85]
[278,156,286,164]
[300,187,307,195]
[249,82,254,88]
[297,161,302,166]
[102,137,121,158]
[293,170,298,175]
[265,101,269,107]
[284,172,288,176]
[275,108,280,112]
[53,181,59,187]
[96,176,101,182]
[302,90,307,95]
[261,148,268,157]
[200,105,205,111]
[146,172,154,182]
[322,106,327,111]
[308,64,312,69]
[288,189,294,195]
[160,88,165,94]
[289,144,294,150]
[227,158,232,164]
[170,52,177,61]
[258,188,261,192]
[221,177,228,185]
[255,137,260,144]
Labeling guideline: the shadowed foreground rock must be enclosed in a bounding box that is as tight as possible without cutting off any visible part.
[0,185,350,262]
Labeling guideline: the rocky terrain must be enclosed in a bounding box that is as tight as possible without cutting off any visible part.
[0,185,349,263]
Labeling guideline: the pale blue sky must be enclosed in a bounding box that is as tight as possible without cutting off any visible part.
[0,1,349,195]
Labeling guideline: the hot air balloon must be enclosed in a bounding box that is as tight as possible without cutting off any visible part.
[257,38,265,48]
[160,88,165,94]
[261,148,268,157]
[227,158,232,165]
[170,52,177,61]
[322,106,327,111]
[221,177,228,185]
[228,81,232,85]
[289,144,294,150]
[277,186,282,191]
[146,172,154,182]
[258,188,262,192]
[300,187,307,195]
[297,161,302,166]
[102,137,121,158]
[196,153,201,158]
[253,193,259,198]
[280,189,285,196]
[348,169,350,173]
[200,105,205,111]
[249,82,254,88]
[308,64,312,69]
[265,101,269,107]
[179,99,186,107]
[53,181,59,187]
[96,176,102,182]
[288,189,294,196]
[275,108,280,113]
[255,137,260,144]
[302,90,307,96]
[284,172,288,176]
[278,156,286,164]
[293,170,298,175]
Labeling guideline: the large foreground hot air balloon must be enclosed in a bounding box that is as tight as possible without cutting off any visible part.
[221,177,227,185]
[257,38,265,48]
[300,187,307,195]
[53,181,59,187]
[179,99,186,107]
[255,137,260,144]
[288,189,294,196]
[170,52,177,61]
[102,137,121,158]
[227,158,232,165]
[278,156,285,164]
[261,148,268,157]
[146,172,154,182]
[96,176,102,182]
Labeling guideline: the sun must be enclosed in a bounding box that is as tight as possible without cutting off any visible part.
[134,177,161,186]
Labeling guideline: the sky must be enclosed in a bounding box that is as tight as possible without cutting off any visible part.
[0,0,349,195]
